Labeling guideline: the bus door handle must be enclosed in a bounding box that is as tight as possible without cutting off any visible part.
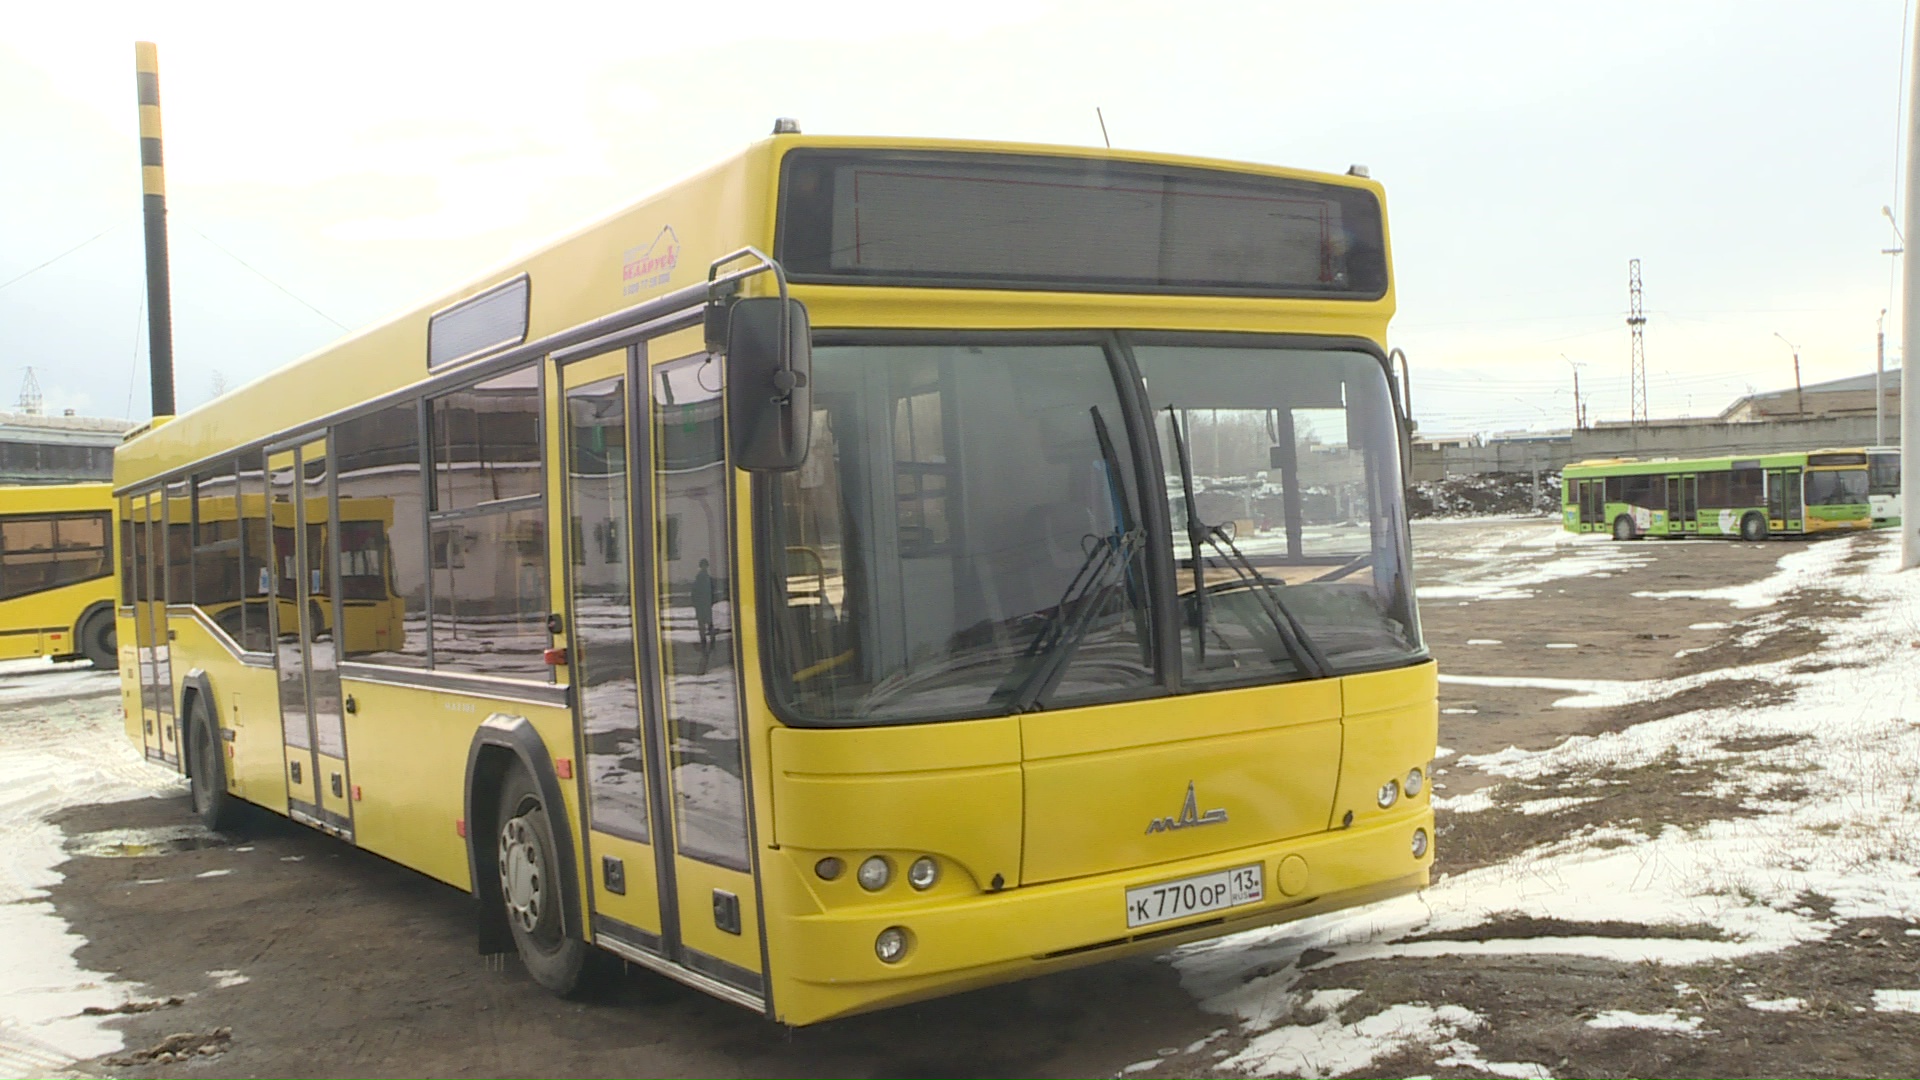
[343,694,357,715]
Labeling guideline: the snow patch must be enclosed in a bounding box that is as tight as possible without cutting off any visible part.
[1873,989,1920,1013]
[1587,1009,1704,1034]
[1744,996,1804,1013]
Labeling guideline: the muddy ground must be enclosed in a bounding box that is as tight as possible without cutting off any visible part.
[32,519,1920,1078]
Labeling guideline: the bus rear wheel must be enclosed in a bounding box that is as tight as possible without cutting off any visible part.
[187,698,242,832]
[79,610,116,669]
[1612,515,1637,541]
[1740,512,1768,541]
[496,765,595,996]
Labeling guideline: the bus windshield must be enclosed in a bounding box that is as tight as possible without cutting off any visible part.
[1138,343,1419,685]
[764,337,1421,725]
[1805,468,1869,507]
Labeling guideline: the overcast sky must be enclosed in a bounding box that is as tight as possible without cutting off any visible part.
[1,0,1913,434]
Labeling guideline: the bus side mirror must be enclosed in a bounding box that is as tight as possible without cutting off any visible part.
[724,297,812,472]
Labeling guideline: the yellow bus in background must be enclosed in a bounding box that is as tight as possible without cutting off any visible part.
[115,131,1435,1025]
[0,482,119,668]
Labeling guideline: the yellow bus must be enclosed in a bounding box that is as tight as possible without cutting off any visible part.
[0,482,119,668]
[116,131,1436,1024]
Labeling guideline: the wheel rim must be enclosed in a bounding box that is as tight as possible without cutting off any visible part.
[498,812,548,940]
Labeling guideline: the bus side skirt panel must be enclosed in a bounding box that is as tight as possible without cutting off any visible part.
[462,714,583,954]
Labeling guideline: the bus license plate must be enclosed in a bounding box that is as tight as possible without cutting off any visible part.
[1125,864,1264,929]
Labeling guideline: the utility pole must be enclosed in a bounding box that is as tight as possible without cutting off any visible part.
[1879,309,1889,446]
[1774,332,1806,418]
[1904,7,1920,569]
[1627,260,1647,426]
[1562,354,1584,430]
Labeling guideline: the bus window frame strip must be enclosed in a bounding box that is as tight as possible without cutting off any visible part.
[336,660,570,708]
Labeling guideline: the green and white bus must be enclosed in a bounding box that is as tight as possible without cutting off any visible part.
[1868,446,1901,528]
[1563,450,1872,541]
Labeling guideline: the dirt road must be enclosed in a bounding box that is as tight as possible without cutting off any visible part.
[17,519,1920,1078]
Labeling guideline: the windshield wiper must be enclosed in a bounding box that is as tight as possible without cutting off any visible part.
[992,407,1144,713]
[1165,405,1331,680]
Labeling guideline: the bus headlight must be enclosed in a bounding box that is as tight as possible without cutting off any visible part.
[1405,768,1425,797]
[857,855,892,891]
[1377,779,1400,809]
[875,926,909,963]
[814,857,844,881]
[908,856,939,890]
[1412,828,1430,859]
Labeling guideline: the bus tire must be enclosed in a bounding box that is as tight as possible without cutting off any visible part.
[78,609,116,669]
[1612,515,1637,541]
[1740,512,1768,542]
[495,764,595,996]
[186,697,243,832]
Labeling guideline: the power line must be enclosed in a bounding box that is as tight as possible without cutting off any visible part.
[0,225,118,293]
[184,225,348,330]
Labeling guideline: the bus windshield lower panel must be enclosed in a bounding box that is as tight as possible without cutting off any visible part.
[764,337,1422,726]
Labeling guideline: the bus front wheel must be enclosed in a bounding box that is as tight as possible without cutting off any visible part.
[495,765,595,996]
[1741,512,1768,542]
[1612,515,1637,541]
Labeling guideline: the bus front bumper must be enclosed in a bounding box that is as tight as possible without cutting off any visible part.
[765,805,1434,1024]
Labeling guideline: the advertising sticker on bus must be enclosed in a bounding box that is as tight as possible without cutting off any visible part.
[621,225,679,294]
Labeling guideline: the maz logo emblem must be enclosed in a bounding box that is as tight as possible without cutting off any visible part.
[1146,781,1228,834]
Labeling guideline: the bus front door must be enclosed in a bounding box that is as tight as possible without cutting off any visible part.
[560,341,765,1007]
[271,440,354,838]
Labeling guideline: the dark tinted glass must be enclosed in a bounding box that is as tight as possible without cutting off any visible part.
[193,463,246,639]
[164,480,192,603]
[1805,468,1868,507]
[778,150,1387,297]
[432,367,541,510]
[767,342,1152,724]
[238,454,274,652]
[0,513,111,599]
[336,403,427,666]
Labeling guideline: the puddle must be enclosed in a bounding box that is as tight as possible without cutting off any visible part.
[64,825,228,858]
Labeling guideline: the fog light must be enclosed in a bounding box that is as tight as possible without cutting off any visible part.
[1412,828,1430,859]
[857,855,892,891]
[1405,768,1425,797]
[814,856,844,881]
[1377,779,1400,809]
[875,926,909,963]
[908,856,939,890]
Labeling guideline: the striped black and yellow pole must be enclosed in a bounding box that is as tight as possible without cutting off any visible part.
[135,41,176,418]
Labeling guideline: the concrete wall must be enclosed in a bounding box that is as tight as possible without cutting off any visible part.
[1414,415,1897,482]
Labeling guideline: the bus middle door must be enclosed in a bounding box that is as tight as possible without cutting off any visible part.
[270,440,355,838]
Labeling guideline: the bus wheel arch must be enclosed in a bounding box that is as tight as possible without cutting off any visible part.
[462,716,587,981]
[1741,512,1769,541]
[1611,514,1637,541]
[75,602,117,669]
